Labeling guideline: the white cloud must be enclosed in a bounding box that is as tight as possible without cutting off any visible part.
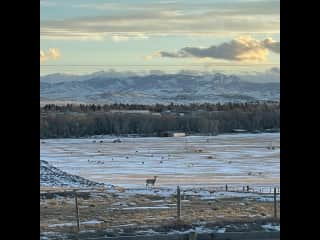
[40,48,61,62]
[41,1,279,40]
[111,33,149,42]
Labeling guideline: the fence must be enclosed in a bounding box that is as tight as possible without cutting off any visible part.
[40,185,280,237]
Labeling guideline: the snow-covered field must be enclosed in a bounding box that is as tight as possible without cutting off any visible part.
[40,133,279,189]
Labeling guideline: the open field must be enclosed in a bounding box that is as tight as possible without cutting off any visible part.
[40,187,280,239]
[40,133,279,188]
[40,133,280,239]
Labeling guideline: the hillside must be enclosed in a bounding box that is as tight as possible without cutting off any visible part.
[40,72,279,104]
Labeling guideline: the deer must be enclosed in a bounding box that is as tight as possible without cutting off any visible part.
[146,176,157,188]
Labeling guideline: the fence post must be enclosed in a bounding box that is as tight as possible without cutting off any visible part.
[177,186,181,221]
[273,187,277,218]
[188,231,197,240]
[74,191,80,232]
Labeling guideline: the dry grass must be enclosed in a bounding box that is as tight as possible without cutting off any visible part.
[40,188,280,234]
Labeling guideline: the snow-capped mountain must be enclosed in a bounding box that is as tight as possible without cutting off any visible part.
[40,71,279,104]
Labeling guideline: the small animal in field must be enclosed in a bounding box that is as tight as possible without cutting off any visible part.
[146,176,157,188]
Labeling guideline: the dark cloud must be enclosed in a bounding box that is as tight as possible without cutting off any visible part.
[157,36,280,61]
[262,38,280,53]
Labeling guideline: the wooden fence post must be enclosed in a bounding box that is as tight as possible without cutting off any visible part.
[273,187,277,218]
[74,191,80,232]
[177,186,181,221]
[188,231,197,240]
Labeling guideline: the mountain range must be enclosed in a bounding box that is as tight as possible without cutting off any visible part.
[40,71,280,104]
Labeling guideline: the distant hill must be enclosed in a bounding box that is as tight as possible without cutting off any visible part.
[40,72,279,104]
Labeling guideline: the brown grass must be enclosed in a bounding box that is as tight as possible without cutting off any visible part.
[40,188,280,234]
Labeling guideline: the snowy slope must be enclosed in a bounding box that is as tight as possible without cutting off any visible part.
[40,160,104,187]
[40,72,279,104]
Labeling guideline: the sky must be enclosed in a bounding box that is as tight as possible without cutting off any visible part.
[40,0,280,76]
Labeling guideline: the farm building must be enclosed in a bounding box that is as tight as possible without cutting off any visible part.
[160,131,186,137]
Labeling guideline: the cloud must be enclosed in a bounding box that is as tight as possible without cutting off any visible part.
[262,38,280,53]
[40,48,61,62]
[152,36,279,62]
[111,33,149,42]
[41,1,279,40]
[144,52,162,61]
[268,67,280,74]
[40,0,57,7]
[73,1,279,16]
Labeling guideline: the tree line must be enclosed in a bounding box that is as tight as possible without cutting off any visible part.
[40,102,280,138]
[41,101,279,113]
